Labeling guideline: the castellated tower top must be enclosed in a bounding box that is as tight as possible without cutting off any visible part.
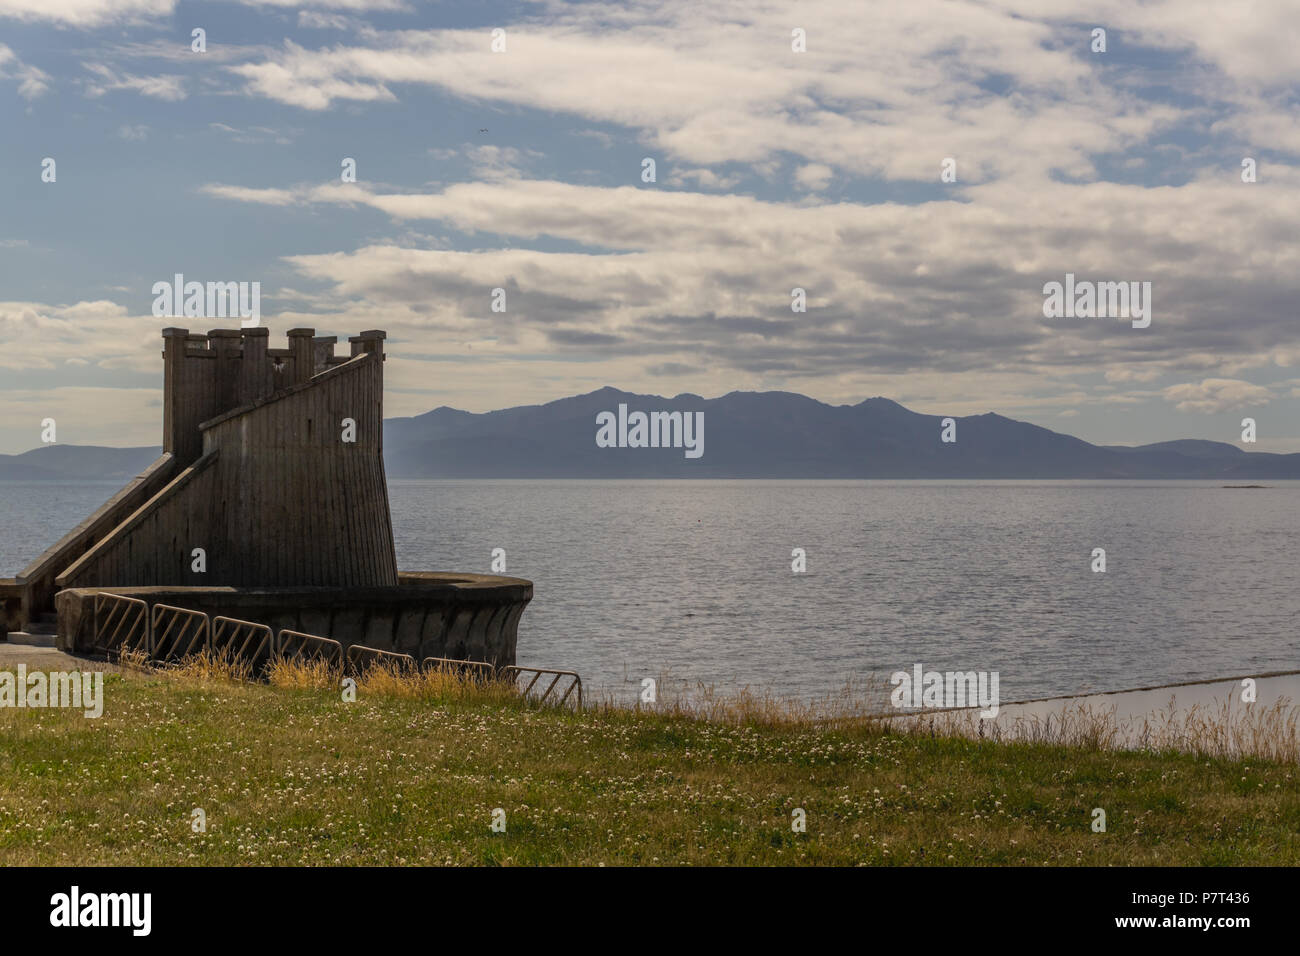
[52,323,399,591]
[161,327,386,466]
[19,320,527,667]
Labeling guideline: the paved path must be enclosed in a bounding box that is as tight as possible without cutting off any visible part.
[0,643,118,671]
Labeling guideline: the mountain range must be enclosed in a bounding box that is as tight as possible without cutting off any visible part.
[4,387,1297,480]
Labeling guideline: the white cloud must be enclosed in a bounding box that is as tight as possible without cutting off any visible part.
[217,1,1289,185]
[794,163,833,192]
[1105,367,1163,383]
[0,0,404,27]
[0,300,159,372]
[1163,379,1273,414]
[208,122,296,145]
[0,42,50,98]
[247,0,408,10]
[297,10,362,31]
[201,183,300,206]
[82,61,185,100]
[182,166,1300,412]
[0,0,173,27]
[5,0,1300,448]
[464,144,537,181]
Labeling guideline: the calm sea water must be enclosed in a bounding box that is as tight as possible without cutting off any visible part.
[4,480,1298,706]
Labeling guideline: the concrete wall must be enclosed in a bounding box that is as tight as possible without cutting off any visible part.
[13,454,177,625]
[0,579,22,637]
[54,351,398,593]
[200,351,397,588]
[164,328,302,465]
[161,326,385,466]
[56,572,532,667]
[56,453,220,591]
[10,327,387,626]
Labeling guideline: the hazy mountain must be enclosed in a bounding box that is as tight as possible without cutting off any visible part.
[6,390,1297,480]
[0,445,162,481]
[384,387,1300,479]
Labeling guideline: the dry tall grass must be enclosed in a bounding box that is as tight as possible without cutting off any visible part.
[264,656,520,706]
[125,648,1300,762]
[355,660,519,705]
[169,648,253,684]
[900,694,1300,762]
[600,674,887,729]
[264,655,336,690]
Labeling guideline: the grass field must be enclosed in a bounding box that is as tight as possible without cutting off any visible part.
[1,661,1297,865]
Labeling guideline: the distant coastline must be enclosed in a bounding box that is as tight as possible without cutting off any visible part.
[5,387,1299,480]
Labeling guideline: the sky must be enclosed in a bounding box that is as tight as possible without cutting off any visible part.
[0,0,1298,454]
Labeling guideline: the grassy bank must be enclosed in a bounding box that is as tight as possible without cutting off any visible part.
[1,662,1297,865]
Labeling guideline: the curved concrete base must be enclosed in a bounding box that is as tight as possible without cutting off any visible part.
[56,571,533,667]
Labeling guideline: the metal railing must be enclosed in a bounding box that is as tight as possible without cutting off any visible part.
[346,644,416,675]
[500,665,584,709]
[421,656,498,683]
[212,616,274,669]
[276,629,344,668]
[86,592,581,708]
[92,592,150,656]
[151,604,210,663]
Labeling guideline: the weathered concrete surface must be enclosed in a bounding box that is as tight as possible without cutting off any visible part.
[12,454,177,628]
[4,631,56,647]
[19,327,535,665]
[0,578,22,635]
[56,571,532,667]
[57,341,398,594]
[0,642,116,672]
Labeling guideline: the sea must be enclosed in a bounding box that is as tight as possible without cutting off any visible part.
[3,479,1297,708]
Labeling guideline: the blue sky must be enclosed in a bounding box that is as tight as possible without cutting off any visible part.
[1,0,1299,454]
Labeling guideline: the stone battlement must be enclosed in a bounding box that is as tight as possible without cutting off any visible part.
[162,327,386,465]
[13,325,531,669]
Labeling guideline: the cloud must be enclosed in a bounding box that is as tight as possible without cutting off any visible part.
[1105,367,1163,383]
[0,299,160,372]
[227,40,399,110]
[647,362,705,376]
[0,385,162,451]
[190,168,1300,403]
[463,144,537,180]
[82,62,186,100]
[201,184,300,206]
[213,3,1251,184]
[208,122,296,145]
[1162,379,1273,413]
[0,42,50,98]
[0,0,174,27]
[666,168,743,190]
[297,10,364,31]
[6,1,1300,446]
[248,0,409,10]
[0,0,404,27]
[794,164,833,192]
